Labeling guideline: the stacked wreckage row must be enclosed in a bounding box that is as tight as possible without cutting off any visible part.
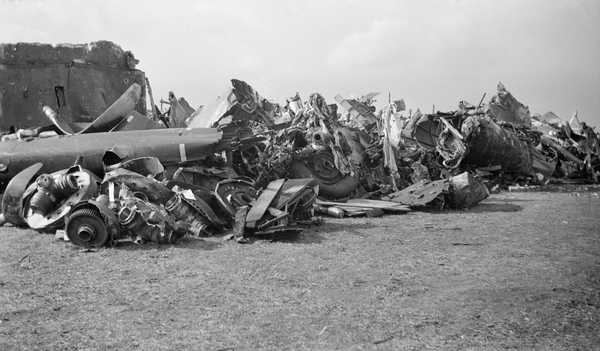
[0,77,598,248]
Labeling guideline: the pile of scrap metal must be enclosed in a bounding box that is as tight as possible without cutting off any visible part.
[1,50,597,247]
[400,82,600,191]
[0,156,319,247]
[0,76,494,245]
[192,80,598,216]
[0,75,321,247]
[189,80,491,216]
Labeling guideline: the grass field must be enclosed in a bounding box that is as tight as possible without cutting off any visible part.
[1,191,599,350]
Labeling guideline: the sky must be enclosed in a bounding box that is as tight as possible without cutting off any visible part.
[2,0,600,125]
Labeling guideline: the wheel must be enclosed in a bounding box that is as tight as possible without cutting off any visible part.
[65,208,109,248]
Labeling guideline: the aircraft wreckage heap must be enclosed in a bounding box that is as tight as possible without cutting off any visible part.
[0,41,598,248]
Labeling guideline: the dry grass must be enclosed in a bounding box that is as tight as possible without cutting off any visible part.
[1,192,599,350]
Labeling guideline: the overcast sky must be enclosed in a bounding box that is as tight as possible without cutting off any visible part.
[2,0,599,125]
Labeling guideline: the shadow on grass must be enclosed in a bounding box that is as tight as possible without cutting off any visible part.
[313,221,384,239]
[247,221,378,244]
[277,229,326,244]
[464,202,523,213]
[114,237,222,251]
[174,237,222,250]
[109,221,385,248]
[317,221,381,232]
[244,229,326,244]
[422,201,523,214]
[488,197,536,202]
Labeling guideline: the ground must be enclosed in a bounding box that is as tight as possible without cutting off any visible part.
[0,191,599,351]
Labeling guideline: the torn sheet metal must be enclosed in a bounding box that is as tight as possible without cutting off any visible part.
[104,156,165,178]
[447,172,489,209]
[165,92,194,128]
[381,104,399,189]
[246,178,285,228]
[487,82,531,126]
[80,83,144,133]
[250,178,318,236]
[536,111,563,126]
[187,79,278,129]
[1,162,44,226]
[335,94,379,130]
[186,86,237,129]
[569,112,584,136]
[386,179,450,208]
[42,83,143,135]
[272,178,317,210]
[385,172,489,209]
[110,111,164,132]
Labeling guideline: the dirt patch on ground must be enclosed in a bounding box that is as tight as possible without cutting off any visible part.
[1,192,599,350]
